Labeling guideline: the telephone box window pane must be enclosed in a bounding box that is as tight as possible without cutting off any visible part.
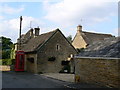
[19,55,24,69]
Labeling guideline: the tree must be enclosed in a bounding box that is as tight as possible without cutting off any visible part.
[66,35,72,43]
[0,36,13,59]
[76,48,85,53]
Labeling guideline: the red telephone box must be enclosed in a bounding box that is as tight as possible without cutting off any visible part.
[15,51,25,71]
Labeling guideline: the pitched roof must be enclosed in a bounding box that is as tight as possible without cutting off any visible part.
[78,37,120,58]
[21,29,57,52]
[81,31,113,45]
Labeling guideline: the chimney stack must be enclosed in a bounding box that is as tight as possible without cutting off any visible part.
[34,27,40,36]
[77,25,82,33]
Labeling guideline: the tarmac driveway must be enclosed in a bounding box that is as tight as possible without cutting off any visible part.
[2,71,106,89]
[2,71,71,88]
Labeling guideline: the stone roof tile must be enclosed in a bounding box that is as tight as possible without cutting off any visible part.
[21,29,57,52]
[82,31,113,45]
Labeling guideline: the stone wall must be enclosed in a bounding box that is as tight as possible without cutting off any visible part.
[72,31,87,49]
[75,57,120,88]
[25,54,37,73]
[37,31,77,73]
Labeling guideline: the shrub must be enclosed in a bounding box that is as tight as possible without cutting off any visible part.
[2,59,13,65]
[38,72,43,74]
[0,60,2,65]
[59,65,71,73]
[76,48,85,53]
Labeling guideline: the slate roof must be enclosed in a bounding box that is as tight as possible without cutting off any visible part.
[81,31,113,45]
[21,29,57,52]
[78,37,120,58]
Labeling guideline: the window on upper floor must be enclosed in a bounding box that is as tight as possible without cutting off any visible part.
[56,44,60,51]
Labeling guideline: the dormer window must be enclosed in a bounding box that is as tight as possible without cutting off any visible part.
[56,44,60,51]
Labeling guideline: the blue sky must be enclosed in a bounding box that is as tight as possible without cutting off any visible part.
[0,0,118,43]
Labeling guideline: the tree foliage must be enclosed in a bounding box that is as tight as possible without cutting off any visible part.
[1,36,13,50]
[76,48,85,53]
[66,35,72,43]
[0,36,13,59]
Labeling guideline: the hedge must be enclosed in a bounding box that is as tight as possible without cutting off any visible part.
[0,59,13,65]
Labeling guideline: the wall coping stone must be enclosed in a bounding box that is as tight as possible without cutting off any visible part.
[74,56,120,60]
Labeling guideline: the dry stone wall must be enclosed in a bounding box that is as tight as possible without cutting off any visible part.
[75,57,120,88]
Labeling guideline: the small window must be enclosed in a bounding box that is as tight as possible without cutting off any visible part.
[56,44,60,51]
[48,57,56,61]
[27,58,34,63]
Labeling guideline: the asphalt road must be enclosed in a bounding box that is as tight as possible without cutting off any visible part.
[2,71,72,89]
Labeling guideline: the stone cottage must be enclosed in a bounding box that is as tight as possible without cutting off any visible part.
[72,25,114,49]
[15,27,77,73]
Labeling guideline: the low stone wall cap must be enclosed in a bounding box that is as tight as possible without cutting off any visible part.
[74,56,120,60]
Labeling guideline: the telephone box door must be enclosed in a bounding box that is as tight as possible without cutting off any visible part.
[15,51,25,71]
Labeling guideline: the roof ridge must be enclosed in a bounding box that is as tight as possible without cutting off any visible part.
[38,29,58,36]
[82,31,112,36]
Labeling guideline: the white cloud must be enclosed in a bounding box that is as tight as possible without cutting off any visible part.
[0,0,118,2]
[0,4,24,14]
[110,28,120,37]
[0,0,62,2]
[44,0,117,27]
[113,28,120,36]
[119,28,120,36]
[0,16,44,42]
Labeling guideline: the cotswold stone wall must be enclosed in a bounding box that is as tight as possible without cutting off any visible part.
[25,54,37,73]
[37,31,77,73]
[72,31,87,49]
[75,57,120,88]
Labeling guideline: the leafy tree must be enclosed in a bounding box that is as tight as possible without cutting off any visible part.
[76,48,85,53]
[66,35,72,43]
[0,36,13,59]
[1,37,13,50]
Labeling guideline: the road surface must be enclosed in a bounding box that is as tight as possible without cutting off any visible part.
[2,71,72,89]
